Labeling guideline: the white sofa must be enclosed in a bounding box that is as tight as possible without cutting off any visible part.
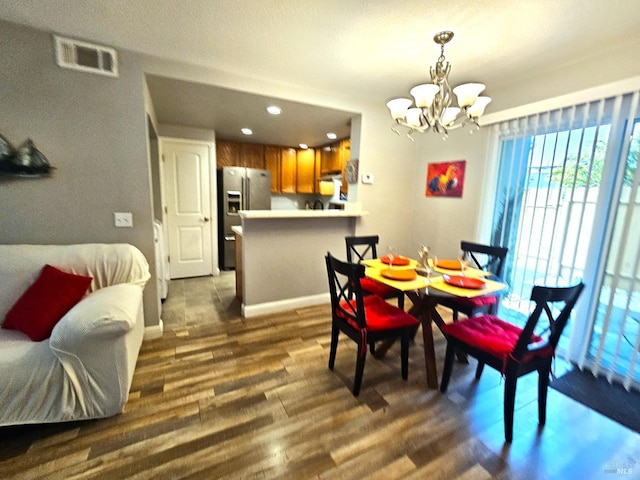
[0,243,150,426]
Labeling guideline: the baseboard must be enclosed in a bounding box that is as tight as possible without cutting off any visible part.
[144,319,164,340]
[242,293,330,318]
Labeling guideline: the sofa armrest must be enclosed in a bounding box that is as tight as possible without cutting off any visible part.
[49,283,145,417]
[51,283,142,344]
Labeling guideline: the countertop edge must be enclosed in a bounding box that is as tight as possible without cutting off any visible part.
[239,210,369,219]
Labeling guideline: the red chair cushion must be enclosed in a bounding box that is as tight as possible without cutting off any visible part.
[360,277,400,299]
[337,295,418,331]
[451,295,497,308]
[441,314,549,361]
[2,264,92,341]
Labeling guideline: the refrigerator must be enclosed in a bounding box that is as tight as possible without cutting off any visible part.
[217,166,271,270]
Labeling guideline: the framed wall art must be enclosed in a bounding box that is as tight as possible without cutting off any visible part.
[426,159,465,198]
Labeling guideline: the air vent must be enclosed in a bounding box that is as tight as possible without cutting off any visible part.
[54,35,118,77]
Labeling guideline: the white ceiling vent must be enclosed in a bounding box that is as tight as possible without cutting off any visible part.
[54,35,118,78]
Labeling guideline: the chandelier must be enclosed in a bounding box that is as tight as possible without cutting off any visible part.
[386,31,491,140]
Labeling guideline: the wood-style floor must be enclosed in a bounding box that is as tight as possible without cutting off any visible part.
[1,273,639,479]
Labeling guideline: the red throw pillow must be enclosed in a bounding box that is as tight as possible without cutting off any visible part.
[2,264,92,341]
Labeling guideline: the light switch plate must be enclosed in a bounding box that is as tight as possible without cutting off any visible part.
[362,173,374,184]
[114,212,133,227]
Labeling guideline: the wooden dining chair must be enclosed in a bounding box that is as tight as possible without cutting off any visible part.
[325,252,419,396]
[437,241,508,322]
[345,235,405,310]
[439,282,584,442]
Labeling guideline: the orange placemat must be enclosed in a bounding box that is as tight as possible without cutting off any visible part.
[443,274,486,289]
[380,255,411,266]
[362,258,419,270]
[436,259,464,270]
[381,268,417,281]
[429,277,508,298]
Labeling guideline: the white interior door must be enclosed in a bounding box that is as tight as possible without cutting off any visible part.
[162,140,213,279]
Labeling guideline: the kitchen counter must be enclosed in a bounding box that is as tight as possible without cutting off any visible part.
[238,209,367,219]
[237,208,366,317]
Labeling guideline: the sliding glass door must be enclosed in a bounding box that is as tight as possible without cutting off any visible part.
[490,93,640,389]
[584,118,640,389]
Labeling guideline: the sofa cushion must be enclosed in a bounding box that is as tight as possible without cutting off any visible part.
[2,264,92,341]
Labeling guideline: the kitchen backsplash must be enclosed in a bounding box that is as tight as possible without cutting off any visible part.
[271,193,329,210]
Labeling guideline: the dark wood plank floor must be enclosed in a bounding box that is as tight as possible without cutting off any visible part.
[1,273,639,479]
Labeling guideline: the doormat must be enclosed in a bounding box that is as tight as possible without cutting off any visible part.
[550,369,640,433]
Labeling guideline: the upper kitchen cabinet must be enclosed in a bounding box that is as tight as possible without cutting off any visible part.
[339,139,350,195]
[264,145,281,193]
[296,148,316,194]
[216,140,240,168]
[280,147,297,194]
[240,143,265,169]
[215,140,264,169]
[320,138,350,175]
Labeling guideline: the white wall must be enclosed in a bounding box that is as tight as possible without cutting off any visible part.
[410,129,493,261]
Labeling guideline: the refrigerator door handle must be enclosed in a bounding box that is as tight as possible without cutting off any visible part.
[245,177,251,209]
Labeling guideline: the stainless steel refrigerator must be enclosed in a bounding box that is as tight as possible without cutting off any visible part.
[217,166,271,269]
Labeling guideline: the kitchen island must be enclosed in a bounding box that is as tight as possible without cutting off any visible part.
[237,209,368,317]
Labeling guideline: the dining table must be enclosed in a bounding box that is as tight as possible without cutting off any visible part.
[362,256,509,389]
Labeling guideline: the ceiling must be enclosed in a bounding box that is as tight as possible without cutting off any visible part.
[145,75,353,147]
[2,0,640,147]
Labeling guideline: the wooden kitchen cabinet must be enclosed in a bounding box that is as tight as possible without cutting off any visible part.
[320,145,340,174]
[280,147,297,193]
[320,138,350,174]
[314,149,322,194]
[216,140,264,169]
[296,148,316,194]
[240,143,265,169]
[319,138,350,196]
[339,138,350,195]
[216,140,240,168]
[264,145,281,192]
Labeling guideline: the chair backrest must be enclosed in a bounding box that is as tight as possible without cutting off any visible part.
[512,282,585,360]
[461,241,508,277]
[325,252,367,329]
[345,235,380,264]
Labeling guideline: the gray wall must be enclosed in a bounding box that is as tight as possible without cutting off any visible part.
[0,20,160,327]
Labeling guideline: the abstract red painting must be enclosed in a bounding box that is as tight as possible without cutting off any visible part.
[426,160,466,197]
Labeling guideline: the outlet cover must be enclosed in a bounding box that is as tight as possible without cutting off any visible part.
[114,212,133,227]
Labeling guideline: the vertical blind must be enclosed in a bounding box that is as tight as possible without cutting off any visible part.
[489,91,640,390]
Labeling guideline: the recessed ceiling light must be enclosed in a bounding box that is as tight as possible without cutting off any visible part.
[241,128,253,135]
[299,143,308,149]
[326,132,337,140]
[266,106,282,115]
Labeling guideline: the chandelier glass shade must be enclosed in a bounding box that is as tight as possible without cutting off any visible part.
[386,31,491,140]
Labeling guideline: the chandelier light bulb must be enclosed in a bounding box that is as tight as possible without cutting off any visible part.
[467,96,492,118]
[410,84,440,108]
[386,98,413,120]
[452,83,486,108]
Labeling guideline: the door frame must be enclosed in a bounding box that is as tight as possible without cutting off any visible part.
[159,136,219,278]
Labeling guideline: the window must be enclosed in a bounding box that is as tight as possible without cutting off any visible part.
[490,93,640,388]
